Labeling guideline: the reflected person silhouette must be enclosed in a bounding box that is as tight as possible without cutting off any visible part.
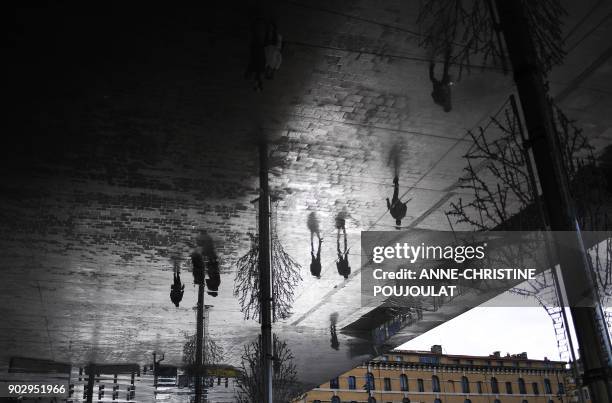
[191,252,205,285]
[310,235,322,279]
[192,230,222,295]
[387,176,410,229]
[330,313,340,350]
[245,18,266,91]
[170,260,185,307]
[307,212,323,278]
[206,256,221,297]
[429,48,453,112]
[335,215,350,279]
[330,324,339,350]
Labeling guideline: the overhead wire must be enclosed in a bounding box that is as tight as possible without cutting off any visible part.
[363,95,514,232]
[285,0,510,61]
[285,39,508,73]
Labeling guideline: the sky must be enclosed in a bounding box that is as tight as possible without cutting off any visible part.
[397,290,582,361]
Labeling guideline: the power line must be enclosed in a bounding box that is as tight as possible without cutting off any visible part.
[285,39,507,73]
[285,0,423,38]
[366,94,514,231]
[272,111,477,143]
[285,0,502,57]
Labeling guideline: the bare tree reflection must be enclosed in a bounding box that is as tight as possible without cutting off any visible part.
[417,0,565,78]
[446,97,612,352]
[235,334,299,403]
[234,232,302,321]
[182,332,224,370]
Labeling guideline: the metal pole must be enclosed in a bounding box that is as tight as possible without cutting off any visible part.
[195,283,205,402]
[85,364,95,403]
[511,94,584,403]
[153,352,157,388]
[259,141,274,403]
[494,1,612,401]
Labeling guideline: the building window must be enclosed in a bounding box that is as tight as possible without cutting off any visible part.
[506,381,513,394]
[434,399,442,403]
[330,377,339,389]
[544,378,552,394]
[491,377,499,394]
[366,372,375,390]
[494,400,501,403]
[518,378,526,394]
[558,382,565,395]
[419,355,440,364]
[462,376,470,393]
[432,375,441,392]
[465,400,472,403]
[395,355,402,362]
[532,382,539,395]
[400,374,408,391]
[522,400,528,403]
[348,376,356,390]
[417,378,424,392]
[402,398,411,403]
[497,361,504,367]
[331,397,340,403]
[384,377,392,391]
[477,381,483,394]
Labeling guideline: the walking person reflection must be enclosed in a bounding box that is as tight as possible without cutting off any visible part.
[263,22,282,79]
[191,230,222,294]
[310,233,323,279]
[330,324,339,350]
[170,260,185,307]
[245,18,266,91]
[335,214,350,279]
[429,47,454,112]
[191,251,205,285]
[387,176,411,229]
[307,212,323,279]
[330,313,340,351]
[206,255,221,297]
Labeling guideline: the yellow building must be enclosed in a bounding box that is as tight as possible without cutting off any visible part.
[294,345,570,403]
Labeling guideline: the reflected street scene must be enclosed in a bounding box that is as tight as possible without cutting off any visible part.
[3,1,612,402]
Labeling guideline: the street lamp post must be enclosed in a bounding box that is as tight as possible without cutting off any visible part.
[258,141,274,403]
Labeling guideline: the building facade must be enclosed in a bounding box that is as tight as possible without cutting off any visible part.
[294,346,571,403]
